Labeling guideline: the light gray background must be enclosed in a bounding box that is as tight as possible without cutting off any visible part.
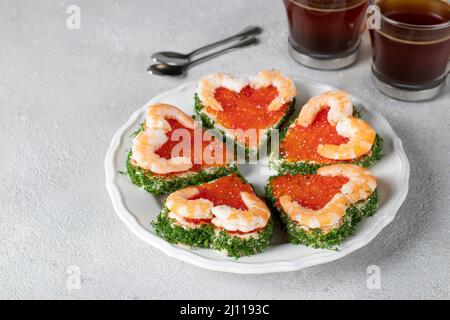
[1,0,449,300]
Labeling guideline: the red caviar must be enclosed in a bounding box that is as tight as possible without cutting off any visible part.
[226,228,262,235]
[183,218,212,225]
[189,175,253,211]
[280,108,349,163]
[206,85,290,146]
[270,174,349,210]
[154,118,229,174]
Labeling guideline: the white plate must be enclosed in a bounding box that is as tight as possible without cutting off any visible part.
[105,76,410,274]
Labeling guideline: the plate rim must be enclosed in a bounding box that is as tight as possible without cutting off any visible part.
[105,75,410,274]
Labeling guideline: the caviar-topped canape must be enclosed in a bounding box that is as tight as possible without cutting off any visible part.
[195,70,297,157]
[127,103,237,195]
[265,164,378,249]
[271,90,383,174]
[153,174,273,258]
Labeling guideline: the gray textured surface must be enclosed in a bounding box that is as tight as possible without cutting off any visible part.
[1,0,449,300]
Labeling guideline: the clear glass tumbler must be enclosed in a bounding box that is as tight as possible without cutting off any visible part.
[368,0,450,101]
[283,0,369,70]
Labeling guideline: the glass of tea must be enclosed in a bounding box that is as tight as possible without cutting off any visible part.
[283,0,369,70]
[368,0,450,101]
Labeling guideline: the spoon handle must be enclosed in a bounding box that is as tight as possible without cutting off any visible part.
[188,26,262,57]
[188,37,259,69]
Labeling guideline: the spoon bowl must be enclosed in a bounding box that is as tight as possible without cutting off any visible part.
[151,52,191,66]
[147,63,187,76]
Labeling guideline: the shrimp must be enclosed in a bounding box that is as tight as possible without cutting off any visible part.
[211,192,271,233]
[317,164,377,204]
[279,164,377,230]
[145,103,194,131]
[250,70,297,112]
[166,187,214,220]
[197,70,297,112]
[296,90,353,127]
[295,91,375,160]
[280,193,350,230]
[166,188,271,233]
[317,117,376,160]
[198,73,247,112]
[131,103,194,174]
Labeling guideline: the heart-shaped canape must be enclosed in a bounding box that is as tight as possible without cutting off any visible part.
[265,164,378,249]
[153,174,273,258]
[270,90,383,175]
[127,103,237,195]
[195,70,297,156]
